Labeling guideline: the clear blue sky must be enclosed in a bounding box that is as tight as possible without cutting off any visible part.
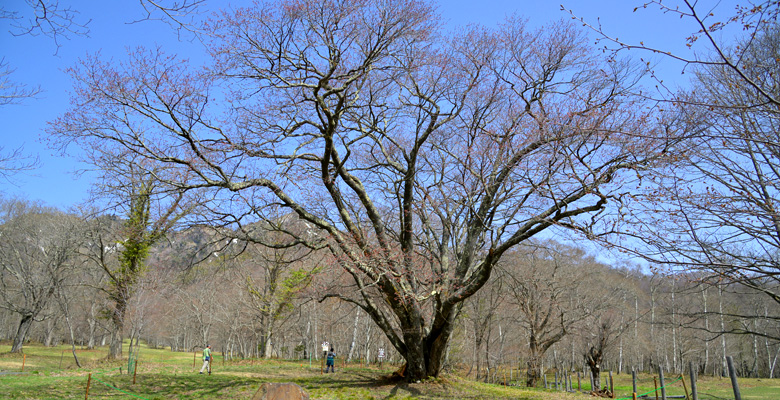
[0,0,727,209]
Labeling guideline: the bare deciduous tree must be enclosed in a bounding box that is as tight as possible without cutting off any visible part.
[584,316,615,393]
[75,161,194,359]
[49,0,686,380]
[503,241,610,387]
[0,198,80,353]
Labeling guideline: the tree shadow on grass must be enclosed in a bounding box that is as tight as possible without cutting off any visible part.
[386,382,423,399]
[315,370,426,399]
[136,371,383,398]
[105,367,453,399]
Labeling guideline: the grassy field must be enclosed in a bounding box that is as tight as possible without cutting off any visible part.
[1,342,777,399]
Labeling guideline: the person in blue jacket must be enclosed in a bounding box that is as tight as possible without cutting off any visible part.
[325,347,336,373]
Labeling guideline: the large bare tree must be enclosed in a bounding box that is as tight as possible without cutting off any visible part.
[49,0,686,380]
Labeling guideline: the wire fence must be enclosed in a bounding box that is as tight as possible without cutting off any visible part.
[615,375,682,400]
[89,367,149,400]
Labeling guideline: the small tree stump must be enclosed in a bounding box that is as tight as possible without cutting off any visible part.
[251,382,310,400]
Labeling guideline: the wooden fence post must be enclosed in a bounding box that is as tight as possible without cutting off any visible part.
[681,374,690,400]
[133,361,138,384]
[543,374,548,389]
[21,354,26,372]
[561,371,565,391]
[193,351,196,369]
[609,370,614,398]
[590,371,595,392]
[659,366,667,400]
[654,376,659,400]
[726,356,742,400]
[85,373,92,400]
[688,361,698,400]
[632,369,637,396]
[577,371,581,392]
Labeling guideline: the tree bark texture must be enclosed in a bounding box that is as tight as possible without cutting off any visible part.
[11,313,34,353]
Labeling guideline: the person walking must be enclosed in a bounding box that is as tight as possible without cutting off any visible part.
[199,344,212,374]
[325,347,336,373]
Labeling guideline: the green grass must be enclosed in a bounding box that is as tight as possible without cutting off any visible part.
[1,343,778,399]
[605,370,780,400]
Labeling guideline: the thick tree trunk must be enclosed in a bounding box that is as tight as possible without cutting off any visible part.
[403,329,428,381]
[585,342,604,392]
[526,351,543,387]
[426,327,451,378]
[109,324,123,359]
[262,334,272,358]
[108,298,127,359]
[526,332,543,387]
[587,361,601,391]
[397,306,458,382]
[11,313,34,353]
[258,311,273,359]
